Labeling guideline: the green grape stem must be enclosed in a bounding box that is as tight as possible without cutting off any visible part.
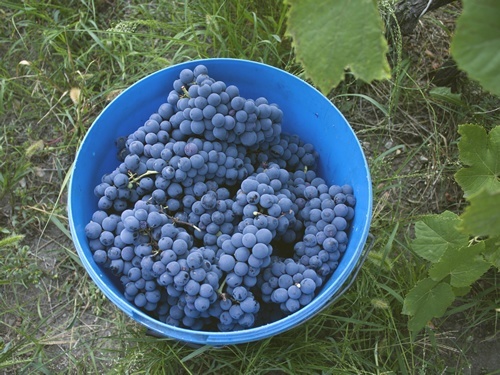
[218,277,228,297]
[181,85,190,98]
[127,170,159,188]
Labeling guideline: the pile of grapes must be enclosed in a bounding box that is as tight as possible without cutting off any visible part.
[84,65,356,332]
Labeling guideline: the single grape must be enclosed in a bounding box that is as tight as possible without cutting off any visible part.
[299,278,316,295]
[271,288,288,303]
[93,249,107,264]
[85,221,102,239]
[219,254,236,272]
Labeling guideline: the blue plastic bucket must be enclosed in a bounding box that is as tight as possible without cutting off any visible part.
[68,58,373,346]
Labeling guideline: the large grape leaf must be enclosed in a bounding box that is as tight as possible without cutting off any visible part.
[460,188,500,237]
[412,211,468,263]
[402,278,455,333]
[428,242,490,288]
[454,124,500,197]
[450,0,500,96]
[284,0,390,94]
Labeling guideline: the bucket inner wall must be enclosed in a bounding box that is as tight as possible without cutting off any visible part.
[68,59,372,345]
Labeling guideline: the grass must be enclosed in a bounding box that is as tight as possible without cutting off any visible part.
[1,0,499,374]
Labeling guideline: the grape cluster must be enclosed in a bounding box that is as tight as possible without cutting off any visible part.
[84,65,356,331]
[249,132,319,172]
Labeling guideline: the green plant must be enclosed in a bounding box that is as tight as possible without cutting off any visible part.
[284,0,500,98]
[0,140,33,205]
[402,124,499,333]
[450,0,500,97]
[284,0,500,334]
[0,229,43,286]
[284,0,390,94]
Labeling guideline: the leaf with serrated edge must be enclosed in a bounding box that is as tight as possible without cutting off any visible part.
[450,0,500,96]
[460,188,500,237]
[429,242,489,288]
[412,211,468,263]
[454,124,500,197]
[403,278,455,333]
[284,0,390,94]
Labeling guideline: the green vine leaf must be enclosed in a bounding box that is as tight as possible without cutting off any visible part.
[428,242,489,288]
[483,238,500,269]
[454,124,500,197]
[460,188,500,237]
[450,0,500,96]
[412,211,468,263]
[429,87,465,107]
[402,278,455,333]
[284,0,390,94]
[452,285,471,297]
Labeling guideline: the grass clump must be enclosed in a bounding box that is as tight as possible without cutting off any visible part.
[0,0,498,374]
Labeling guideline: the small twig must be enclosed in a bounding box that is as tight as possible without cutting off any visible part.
[164,211,201,232]
[419,0,434,18]
[253,209,293,218]
[37,90,68,125]
[127,170,158,188]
